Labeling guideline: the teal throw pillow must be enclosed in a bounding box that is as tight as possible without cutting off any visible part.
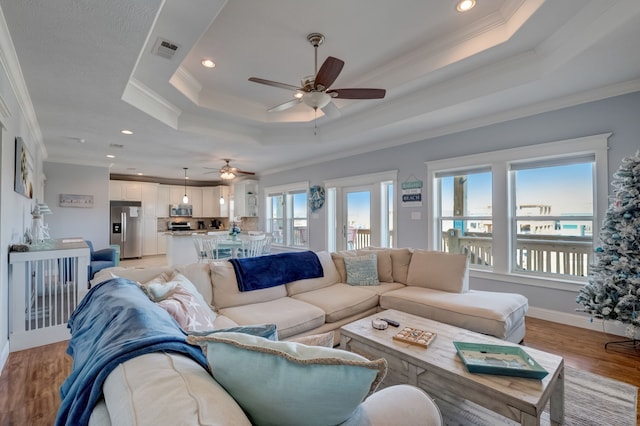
[190,332,387,426]
[344,253,380,286]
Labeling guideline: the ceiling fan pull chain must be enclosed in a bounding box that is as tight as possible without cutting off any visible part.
[314,108,318,136]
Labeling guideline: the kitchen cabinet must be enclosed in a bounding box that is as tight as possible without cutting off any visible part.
[140,183,158,217]
[157,232,167,254]
[188,187,202,217]
[142,217,158,256]
[202,186,230,217]
[232,180,258,218]
[157,185,170,217]
[110,180,143,201]
[169,185,184,205]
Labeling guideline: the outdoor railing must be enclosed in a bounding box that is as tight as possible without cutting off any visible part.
[442,229,592,277]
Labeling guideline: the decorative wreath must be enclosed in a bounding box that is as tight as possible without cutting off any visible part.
[308,185,326,212]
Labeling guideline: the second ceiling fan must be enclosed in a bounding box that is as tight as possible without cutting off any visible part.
[249,33,385,117]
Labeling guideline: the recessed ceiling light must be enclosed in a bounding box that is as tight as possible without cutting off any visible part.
[137,172,143,176]
[201,58,216,68]
[456,0,476,12]
[106,154,116,158]
[121,129,133,135]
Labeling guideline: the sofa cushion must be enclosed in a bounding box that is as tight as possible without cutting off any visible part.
[155,283,217,332]
[219,297,325,339]
[191,332,387,426]
[175,262,214,305]
[288,331,335,348]
[286,251,341,296]
[211,261,287,309]
[102,352,251,426]
[292,284,379,323]
[357,249,393,282]
[380,287,528,341]
[344,253,380,286]
[364,247,413,284]
[407,250,469,293]
[141,271,212,311]
[331,250,360,283]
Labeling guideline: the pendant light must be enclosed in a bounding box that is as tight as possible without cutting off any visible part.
[182,167,189,204]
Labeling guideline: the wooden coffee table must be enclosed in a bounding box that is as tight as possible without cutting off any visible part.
[340,310,564,426]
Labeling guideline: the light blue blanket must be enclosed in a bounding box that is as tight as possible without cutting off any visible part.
[55,278,207,426]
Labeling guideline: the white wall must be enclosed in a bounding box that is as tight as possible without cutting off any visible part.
[259,91,640,328]
[43,162,110,248]
[0,5,48,371]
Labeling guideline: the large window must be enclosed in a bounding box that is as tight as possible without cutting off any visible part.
[264,182,309,249]
[428,134,609,286]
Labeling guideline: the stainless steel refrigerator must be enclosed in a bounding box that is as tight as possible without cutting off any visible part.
[110,200,143,259]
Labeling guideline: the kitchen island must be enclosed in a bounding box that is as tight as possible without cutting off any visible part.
[165,230,228,266]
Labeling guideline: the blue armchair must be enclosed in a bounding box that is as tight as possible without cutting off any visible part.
[86,240,117,279]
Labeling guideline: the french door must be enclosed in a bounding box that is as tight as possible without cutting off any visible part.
[326,171,396,252]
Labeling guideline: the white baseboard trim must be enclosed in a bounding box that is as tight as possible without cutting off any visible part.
[0,340,9,376]
[526,307,628,337]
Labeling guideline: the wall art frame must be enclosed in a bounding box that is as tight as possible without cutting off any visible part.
[60,193,94,208]
[14,136,33,199]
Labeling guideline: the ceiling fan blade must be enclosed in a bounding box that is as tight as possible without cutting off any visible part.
[327,88,386,99]
[321,101,341,118]
[267,98,301,112]
[248,77,300,92]
[236,170,256,176]
[314,56,344,90]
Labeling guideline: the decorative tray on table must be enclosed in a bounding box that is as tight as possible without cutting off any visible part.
[453,342,548,379]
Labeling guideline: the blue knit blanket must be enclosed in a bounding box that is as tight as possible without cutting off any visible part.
[55,278,207,426]
[230,251,324,292]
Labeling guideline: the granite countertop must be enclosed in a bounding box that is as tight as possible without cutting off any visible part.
[164,229,228,235]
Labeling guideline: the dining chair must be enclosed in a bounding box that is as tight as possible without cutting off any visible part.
[210,235,233,260]
[192,235,210,263]
[262,234,273,254]
[239,234,267,258]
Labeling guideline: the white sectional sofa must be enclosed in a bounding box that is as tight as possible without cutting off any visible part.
[93,247,528,344]
[80,248,528,425]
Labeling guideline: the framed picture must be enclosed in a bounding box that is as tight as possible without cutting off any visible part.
[60,194,94,208]
[14,137,33,199]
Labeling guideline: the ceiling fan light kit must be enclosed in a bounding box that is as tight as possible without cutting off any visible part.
[248,32,386,116]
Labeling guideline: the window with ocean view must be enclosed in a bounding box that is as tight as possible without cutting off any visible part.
[427,134,609,285]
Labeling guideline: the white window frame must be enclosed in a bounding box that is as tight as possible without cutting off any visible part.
[264,181,309,249]
[426,133,610,290]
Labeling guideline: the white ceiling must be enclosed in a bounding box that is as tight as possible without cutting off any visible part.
[3,0,640,182]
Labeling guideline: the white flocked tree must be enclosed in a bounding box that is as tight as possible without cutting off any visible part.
[576,152,640,341]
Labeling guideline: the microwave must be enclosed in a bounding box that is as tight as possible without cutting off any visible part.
[170,204,193,217]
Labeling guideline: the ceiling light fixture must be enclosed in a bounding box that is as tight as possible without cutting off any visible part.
[201,58,216,68]
[121,129,133,135]
[220,170,235,180]
[219,195,225,205]
[302,91,332,109]
[106,154,115,158]
[182,167,189,204]
[456,0,476,12]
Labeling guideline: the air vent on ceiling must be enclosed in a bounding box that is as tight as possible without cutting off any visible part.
[152,37,180,59]
[109,143,124,149]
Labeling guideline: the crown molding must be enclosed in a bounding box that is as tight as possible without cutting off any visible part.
[121,77,182,129]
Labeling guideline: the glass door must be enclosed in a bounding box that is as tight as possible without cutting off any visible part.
[343,186,373,250]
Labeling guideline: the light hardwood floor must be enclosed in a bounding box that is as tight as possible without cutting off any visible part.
[0,317,638,425]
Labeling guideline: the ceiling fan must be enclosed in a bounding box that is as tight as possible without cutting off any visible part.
[205,159,255,180]
[248,33,385,117]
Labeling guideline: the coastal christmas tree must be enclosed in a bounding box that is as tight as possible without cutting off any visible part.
[576,152,640,340]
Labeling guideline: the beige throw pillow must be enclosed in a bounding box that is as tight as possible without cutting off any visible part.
[156,283,217,332]
[406,250,469,293]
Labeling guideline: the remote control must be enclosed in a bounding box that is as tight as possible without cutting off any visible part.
[381,318,400,327]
